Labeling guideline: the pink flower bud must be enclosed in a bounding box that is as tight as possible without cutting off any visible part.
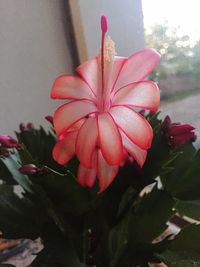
[0,134,20,149]
[45,115,53,124]
[19,164,38,175]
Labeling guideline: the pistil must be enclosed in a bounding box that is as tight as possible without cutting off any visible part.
[99,16,116,112]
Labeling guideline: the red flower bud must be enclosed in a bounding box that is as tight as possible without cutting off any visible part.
[0,135,20,149]
[19,122,34,132]
[19,123,27,132]
[139,109,145,116]
[19,164,38,175]
[162,116,196,149]
[27,122,34,130]
[45,115,53,124]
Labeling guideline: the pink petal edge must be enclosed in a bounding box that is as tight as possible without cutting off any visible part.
[97,112,123,165]
[109,105,153,150]
[53,100,98,137]
[97,150,119,193]
[120,130,147,167]
[76,56,99,96]
[51,74,96,101]
[52,131,77,165]
[114,48,160,91]
[76,116,98,168]
[113,80,160,111]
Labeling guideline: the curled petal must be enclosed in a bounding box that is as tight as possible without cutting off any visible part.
[77,152,97,188]
[51,75,95,100]
[120,131,147,167]
[76,56,99,95]
[77,164,97,188]
[52,131,77,165]
[97,112,123,165]
[65,118,86,134]
[53,100,98,137]
[114,48,160,90]
[97,150,119,193]
[76,117,98,168]
[110,106,153,149]
[113,81,160,111]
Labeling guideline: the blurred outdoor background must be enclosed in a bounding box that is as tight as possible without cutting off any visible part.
[142,0,200,140]
[0,0,199,140]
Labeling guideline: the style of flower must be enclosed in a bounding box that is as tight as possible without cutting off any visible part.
[51,16,160,192]
[162,115,196,149]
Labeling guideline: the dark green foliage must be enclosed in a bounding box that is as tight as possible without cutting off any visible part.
[157,224,200,266]
[0,114,200,267]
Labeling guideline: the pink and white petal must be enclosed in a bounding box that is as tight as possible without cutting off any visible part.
[51,75,95,100]
[97,150,119,193]
[76,117,98,168]
[77,150,97,187]
[114,48,160,90]
[53,100,98,137]
[120,130,147,167]
[110,56,127,91]
[113,81,160,111]
[97,112,123,165]
[52,131,77,165]
[77,164,97,188]
[76,56,99,95]
[109,106,153,150]
[64,118,86,135]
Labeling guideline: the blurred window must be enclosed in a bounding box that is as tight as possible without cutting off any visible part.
[142,0,200,142]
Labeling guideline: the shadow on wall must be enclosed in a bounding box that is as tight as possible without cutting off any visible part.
[0,0,77,135]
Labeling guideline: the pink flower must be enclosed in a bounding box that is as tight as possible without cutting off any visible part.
[154,263,168,267]
[51,16,160,192]
[162,116,196,148]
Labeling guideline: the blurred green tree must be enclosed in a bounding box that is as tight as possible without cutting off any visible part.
[145,23,193,81]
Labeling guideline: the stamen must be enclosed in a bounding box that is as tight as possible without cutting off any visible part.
[104,36,116,62]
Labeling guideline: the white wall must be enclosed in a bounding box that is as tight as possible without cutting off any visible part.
[70,0,145,61]
[0,0,74,135]
[0,0,145,135]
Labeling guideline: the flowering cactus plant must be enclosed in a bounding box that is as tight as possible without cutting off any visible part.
[51,16,160,193]
[0,17,200,267]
